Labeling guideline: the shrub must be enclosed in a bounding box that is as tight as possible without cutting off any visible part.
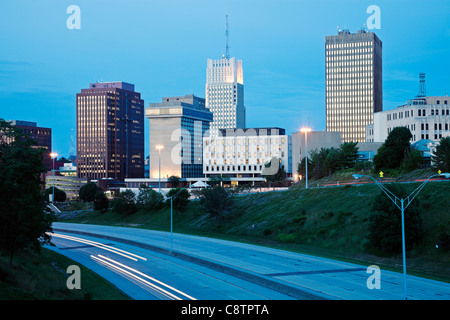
[111,189,137,215]
[367,184,423,256]
[276,233,297,243]
[136,187,164,211]
[94,191,109,213]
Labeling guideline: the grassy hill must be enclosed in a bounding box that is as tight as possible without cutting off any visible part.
[60,175,450,282]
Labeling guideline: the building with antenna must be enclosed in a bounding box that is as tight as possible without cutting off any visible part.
[206,15,245,135]
[366,73,450,144]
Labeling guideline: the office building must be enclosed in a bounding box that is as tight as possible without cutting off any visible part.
[203,127,291,184]
[206,57,245,134]
[76,81,144,181]
[292,130,342,175]
[325,29,382,142]
[9,120,52,171]
[366,95,450,144]
[146,94,213,179]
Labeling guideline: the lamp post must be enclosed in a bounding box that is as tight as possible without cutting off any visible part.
[155,145,164,195]
[300,127,311,189]
[352,172,450,300]
[50,152,57,203]
[168,187,186,254]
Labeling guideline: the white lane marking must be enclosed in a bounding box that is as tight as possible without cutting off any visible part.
[91,255,196,300]
[50,232,147,262]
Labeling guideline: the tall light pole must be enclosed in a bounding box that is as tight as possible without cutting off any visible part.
[155,145,164,195]
[300,127,311,189]
[50,152,58,203]
[168,187,186,254]
[352,172,450,300]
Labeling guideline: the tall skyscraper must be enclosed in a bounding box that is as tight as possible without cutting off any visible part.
[325,29,382,142]
[76,81,144,181]
[206,17,245,134]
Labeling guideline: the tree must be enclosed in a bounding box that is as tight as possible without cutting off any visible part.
[136,187,164,211]
[338,142,359,169]
[0,119,55,266]
[168,176,181,188]
[373,127,413,171]
[401,148,424,172]
[309,148,330,179]
[166,188,190,213]
[367,184,423,256]
[79,182,103,202]
[200,186,234,224]
[111,189,137,215]
[208,175,230,187]
[43,186,67,202]
[324,147,341,175]
[431,136,450,173]
[94,191,109,213]
[262,157,286,184]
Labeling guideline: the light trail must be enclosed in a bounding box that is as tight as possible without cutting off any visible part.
[49,232,147,262]
[91,254,196,300]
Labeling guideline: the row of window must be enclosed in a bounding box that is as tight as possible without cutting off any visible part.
[388,108,450,120]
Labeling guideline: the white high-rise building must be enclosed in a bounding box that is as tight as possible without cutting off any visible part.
[206,56,245,135]
[325,29,383,142]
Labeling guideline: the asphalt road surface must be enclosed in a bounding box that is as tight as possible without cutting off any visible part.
[47,222,450,300]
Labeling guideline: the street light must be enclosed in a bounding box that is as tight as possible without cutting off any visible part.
[300,127,311,189]
[155,145,164,195]
[50,152,58,203]
[352,172,450,300]
[168,187,186,254]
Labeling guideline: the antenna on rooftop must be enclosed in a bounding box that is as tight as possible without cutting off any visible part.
[417,72,426,98]
[69,128,76,161]
[225,15,230,59]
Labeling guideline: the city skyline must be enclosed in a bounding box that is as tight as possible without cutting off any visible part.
[1,0,449,158]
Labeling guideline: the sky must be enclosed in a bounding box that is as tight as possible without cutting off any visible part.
[1,0,449,158]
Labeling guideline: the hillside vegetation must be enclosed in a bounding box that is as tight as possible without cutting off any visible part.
[60,174,450,282]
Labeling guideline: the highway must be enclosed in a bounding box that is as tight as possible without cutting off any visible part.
[47,222,450,300]
[47,229,294,300]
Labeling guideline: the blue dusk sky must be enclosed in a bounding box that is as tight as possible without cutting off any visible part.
[1,0,449,158]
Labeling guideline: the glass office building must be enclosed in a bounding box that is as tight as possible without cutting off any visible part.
[76,82,145,181]
[146,94,213,179]
[325,29,382,142]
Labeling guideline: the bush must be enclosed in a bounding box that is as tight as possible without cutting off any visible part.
[166,188,190,213]
[43,186,67,202]
[276,233,297,243]
[200,186,234,223]
[79,182,103,202]
[136,187,164,211]
[94,191,109,213]
[367,184,423,256]
[111,189,137,215]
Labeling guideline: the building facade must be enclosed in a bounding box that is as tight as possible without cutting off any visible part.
[76,82,145,181]
[146,94,213,179]
[9,120,52,171]
[325,29,382,142]
[206,57,245,134]
[292,130,342,176]
[366,96,450,144]
[203,127,292,182]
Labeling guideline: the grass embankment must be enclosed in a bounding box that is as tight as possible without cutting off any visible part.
[0,248,131,300]
[61,176,450,283]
